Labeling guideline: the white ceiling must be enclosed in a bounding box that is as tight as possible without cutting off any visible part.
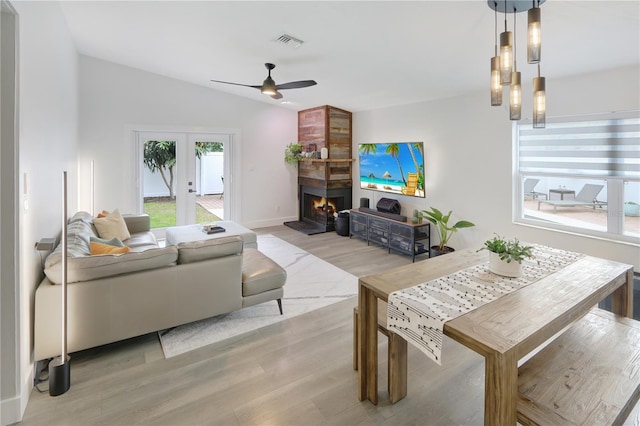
[58,1,640,112]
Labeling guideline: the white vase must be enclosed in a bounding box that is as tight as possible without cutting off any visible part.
[320,147,328,159]
[488,252,522,277]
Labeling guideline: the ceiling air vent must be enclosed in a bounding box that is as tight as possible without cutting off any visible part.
[275,33,304,49]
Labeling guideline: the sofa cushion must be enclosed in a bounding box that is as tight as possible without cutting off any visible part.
[124,232,158,250]
[93,209,131,241]
[177,235,243,265]
[90,241,131,255]
[44,246,178,284]
[241,248,287,297]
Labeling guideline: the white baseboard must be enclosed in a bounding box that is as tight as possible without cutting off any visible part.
[244,216,297,229]
[0,369,32,426]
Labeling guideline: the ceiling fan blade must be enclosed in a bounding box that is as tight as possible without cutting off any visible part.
[275,80,317,90]
[270,91,283,100]
[210,79,262,90]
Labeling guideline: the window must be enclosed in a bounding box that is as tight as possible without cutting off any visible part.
[514,112,640,244]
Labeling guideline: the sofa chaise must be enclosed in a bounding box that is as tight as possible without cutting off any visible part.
[34,211,286,361]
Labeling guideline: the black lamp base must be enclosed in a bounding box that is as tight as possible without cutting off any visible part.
[48,355,70,396]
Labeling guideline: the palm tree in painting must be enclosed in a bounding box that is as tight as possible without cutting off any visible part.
[386,143,407,186]
[409,142,424,190]
[359,143,378,160]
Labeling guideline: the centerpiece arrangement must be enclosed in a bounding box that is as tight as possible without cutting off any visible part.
[478,235,535,278]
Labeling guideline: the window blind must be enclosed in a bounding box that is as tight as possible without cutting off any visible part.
[518,115,640,180]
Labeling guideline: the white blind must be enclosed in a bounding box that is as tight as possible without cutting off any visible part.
[518,115,640,180]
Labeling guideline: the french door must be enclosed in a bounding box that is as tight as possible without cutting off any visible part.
[137,131,229,233]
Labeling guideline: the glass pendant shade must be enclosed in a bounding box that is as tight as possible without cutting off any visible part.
[491,56,502,106]
[500,31,513,85]
[533,76,546,128]
[509,71,522,120]
[527,7,541,63]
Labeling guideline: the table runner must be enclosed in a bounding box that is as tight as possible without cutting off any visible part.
[387,245,583,365]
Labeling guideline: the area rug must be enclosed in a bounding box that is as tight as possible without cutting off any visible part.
[158,234,357,358]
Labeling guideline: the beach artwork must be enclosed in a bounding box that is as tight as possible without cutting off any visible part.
[358,142,425,198]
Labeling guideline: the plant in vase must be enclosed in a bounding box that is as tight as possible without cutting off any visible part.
[411,209,423,224]
[421,207,475,256]
[478,234,535,278]
[284,142,303,165]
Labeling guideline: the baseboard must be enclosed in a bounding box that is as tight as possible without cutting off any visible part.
[0,368,32,426]
[244,216,297,229]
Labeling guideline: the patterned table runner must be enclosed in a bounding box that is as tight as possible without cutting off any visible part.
[387,245,584,365]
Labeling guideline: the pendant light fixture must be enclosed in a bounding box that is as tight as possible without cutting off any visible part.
[499,0,513,85]
[533,64,546,127]
[491,2,502,106]
[528,0,541,63]
[488,0,546,127]
[509,6,521,120]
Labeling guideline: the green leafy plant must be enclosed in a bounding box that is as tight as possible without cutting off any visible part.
[478,235,535,264]
[421,207,475,251]
[284,142,303,165]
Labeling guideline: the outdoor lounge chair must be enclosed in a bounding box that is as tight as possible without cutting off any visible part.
[538,184,606,212]
[524,178,547,200]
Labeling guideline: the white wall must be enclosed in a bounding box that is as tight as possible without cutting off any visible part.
[77,56,298,228]
[2,1,78,424]
[353,65,640,270]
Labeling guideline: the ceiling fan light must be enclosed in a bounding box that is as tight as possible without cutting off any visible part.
[533,75,546,128]
[528,6,541,63]
[509,71,522,120]
[491,56,502,106]
[261,77,277,96]
[500,31,513,85]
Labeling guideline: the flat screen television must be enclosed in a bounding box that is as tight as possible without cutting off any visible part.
[358,142,425,198]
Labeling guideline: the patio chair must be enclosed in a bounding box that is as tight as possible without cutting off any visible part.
[524,178,547,200]
[538,183,606,212]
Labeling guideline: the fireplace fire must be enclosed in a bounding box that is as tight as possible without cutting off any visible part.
[300,185,351,232]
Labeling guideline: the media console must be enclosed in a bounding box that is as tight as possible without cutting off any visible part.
[349,209,430,262]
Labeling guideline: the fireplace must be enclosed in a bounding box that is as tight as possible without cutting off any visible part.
[300,185,352,232]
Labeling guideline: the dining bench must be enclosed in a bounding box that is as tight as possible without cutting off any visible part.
[517,308,640,425]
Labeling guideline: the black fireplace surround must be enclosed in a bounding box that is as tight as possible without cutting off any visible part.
[299,185,352,232]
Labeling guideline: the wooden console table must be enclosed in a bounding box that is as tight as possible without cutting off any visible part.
[349,209,430,262]
[357,248,634,425]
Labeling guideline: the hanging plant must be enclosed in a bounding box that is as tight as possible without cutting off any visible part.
[284,142,303,165]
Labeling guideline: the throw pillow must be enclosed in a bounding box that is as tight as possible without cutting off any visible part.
[96,210,109,218]
[92,209,131,241]
[89,236,125,247]
[90,241,131,255]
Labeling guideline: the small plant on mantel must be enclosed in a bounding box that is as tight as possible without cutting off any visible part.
[478,234,535,264]
[284,142,303,165]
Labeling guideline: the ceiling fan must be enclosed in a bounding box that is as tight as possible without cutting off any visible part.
[210,63,317,100]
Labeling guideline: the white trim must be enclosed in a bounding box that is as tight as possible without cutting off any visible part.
[127,125,241,224]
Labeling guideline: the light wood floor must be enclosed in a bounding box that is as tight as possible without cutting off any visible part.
[19,226,640,426]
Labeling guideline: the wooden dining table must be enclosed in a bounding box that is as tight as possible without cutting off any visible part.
[357,247,634,425]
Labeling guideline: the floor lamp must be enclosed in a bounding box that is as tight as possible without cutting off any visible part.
[49,171,70,396]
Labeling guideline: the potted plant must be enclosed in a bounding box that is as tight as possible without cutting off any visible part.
[478,235,535,278]
[284,142,303,165]
[421,207,475,257]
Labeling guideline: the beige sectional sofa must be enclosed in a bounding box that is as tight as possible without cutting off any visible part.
[34,212,286,361]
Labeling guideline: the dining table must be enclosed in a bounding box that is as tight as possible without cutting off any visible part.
[357,247,634,425]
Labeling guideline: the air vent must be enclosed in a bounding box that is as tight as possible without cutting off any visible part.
[275,33,304,49]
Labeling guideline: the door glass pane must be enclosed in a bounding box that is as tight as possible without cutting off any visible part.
[143,140,177,229]
[195,141,223,222]
[624,182,640,237]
